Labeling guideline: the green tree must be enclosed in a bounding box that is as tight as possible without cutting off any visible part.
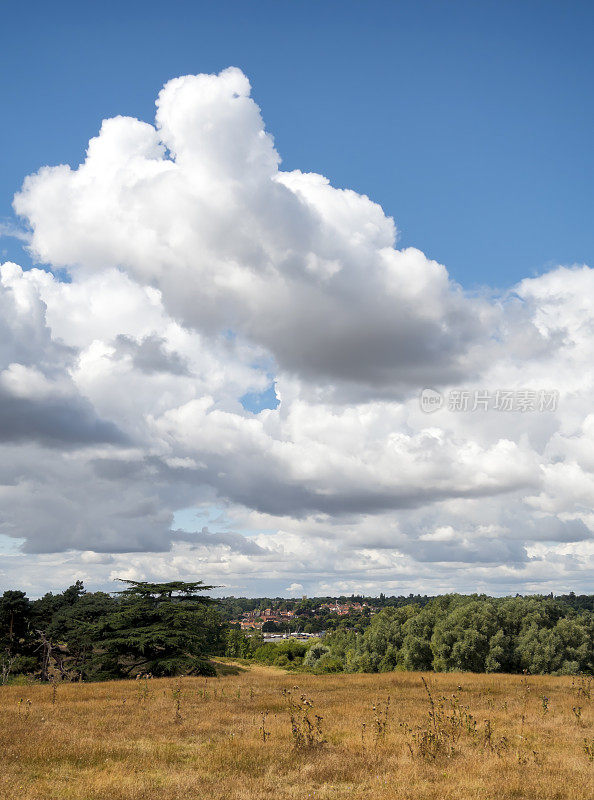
[399,633,433,670]
[431,599,498,672]
[0,590,36,678]
[0,590,31,655]
[46,590,118,680]
[303,642,330,667]
[95,580,223,677]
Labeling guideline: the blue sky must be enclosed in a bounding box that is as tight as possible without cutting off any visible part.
[2,0,593,289]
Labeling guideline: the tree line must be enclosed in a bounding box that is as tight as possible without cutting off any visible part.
[315,594,594,675]
[1,583,592,682]
[0,580,223,682]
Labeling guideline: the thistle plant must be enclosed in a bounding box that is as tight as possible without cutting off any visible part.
[259,711,271,742]
[372,696,391,745]
[136,678,150,703]
[18,698,32,717]
[172,679,183,723]
[282,688,326,750]
[575,675,592,701]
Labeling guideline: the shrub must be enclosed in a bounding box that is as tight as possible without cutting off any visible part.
[316,654,343,673]
[303,643,330,667]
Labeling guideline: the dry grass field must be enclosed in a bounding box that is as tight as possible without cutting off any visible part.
[1,663,592,800]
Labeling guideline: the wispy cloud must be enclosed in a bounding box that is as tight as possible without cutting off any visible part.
[0,219,31,244]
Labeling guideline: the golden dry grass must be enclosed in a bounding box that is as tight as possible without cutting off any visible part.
[0,664,592,800]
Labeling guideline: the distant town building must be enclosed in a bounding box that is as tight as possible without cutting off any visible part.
[319,601,369,615]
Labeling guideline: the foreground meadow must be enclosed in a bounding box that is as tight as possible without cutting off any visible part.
[1,665,592,800]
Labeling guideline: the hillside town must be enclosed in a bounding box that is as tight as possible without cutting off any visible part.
[230,601,373,630]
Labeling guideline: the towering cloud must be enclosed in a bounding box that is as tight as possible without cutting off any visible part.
[14,68,489,396]
[1,68,592,595]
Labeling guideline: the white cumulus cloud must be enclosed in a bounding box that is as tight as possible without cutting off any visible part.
[1,67,593,595]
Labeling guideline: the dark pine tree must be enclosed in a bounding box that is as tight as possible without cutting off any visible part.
[95,580,223,677]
